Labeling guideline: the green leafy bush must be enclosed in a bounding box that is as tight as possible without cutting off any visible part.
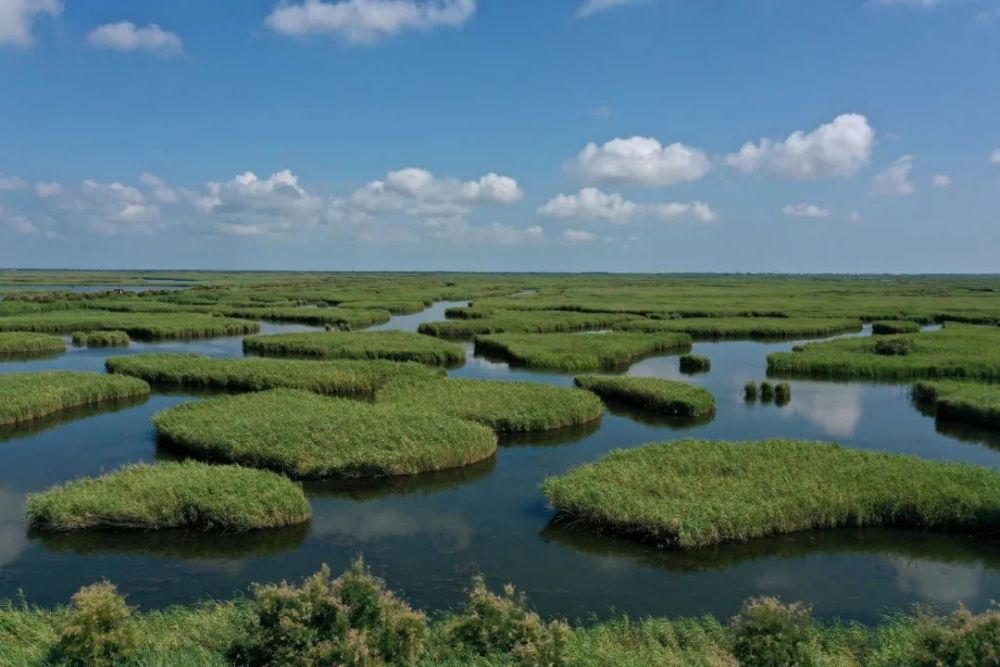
[908,605,1000,666]
[875,336,915,356]
[57,581,140,667]
[730,597,816,667]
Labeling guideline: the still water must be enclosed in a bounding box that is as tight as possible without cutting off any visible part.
[1,301,998,624]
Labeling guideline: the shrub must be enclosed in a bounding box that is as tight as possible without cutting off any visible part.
[908,605,1000,666]
[730,597,816,667]
[71,330,130,347]
[57,581,140,667]
[744,380,758,401]
[678,354,711,373]
[875,336,915,356]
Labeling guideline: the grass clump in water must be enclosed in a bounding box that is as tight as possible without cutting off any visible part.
[153,389,497,479]
[574,375,715,417]
[243,330,465,366]
[0,371,149,426]
[26,460,310,532]
[0,332,65,358]
[678,354,710,374]
[70,330,129,347]
[542,438,1000,548]
[474,332,692,372]
[377,377,604,432]
[872,320,922,335]
[107,353,442,396]
[744,380,758,401]
[913,380,1000,430]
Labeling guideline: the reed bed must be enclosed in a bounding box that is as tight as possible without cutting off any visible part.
[913,380,1000,430]
[26,461,310,532]
[70,330,130,347]
[377,377,604,432]
[0,332,65,358]
[615,317,863,340]
[107,353,442,396]
[768,324,1000,381]
[574,376,715,417]
[678,354,710,373]
[0,371,150,426]
[473,332,692,371]
[0,310,259,339]
[153,389,497,479]
[872,320,922,335]
[418,309,635,337]
[243,330,466,365]
[215,306,392,329]
[542,438,1000,548]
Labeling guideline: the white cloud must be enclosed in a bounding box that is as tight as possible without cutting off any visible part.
[562,229,597,245]
[577,0,643,18]
[140,172,178,203]
[538,187,715,224]
[77,179,161,233]
[266,0,475,44]
[782,203,831,219]
[572,136,710,187]
[648,201,716,223]
[725,113,875,179]
[0,172,27,190]
[0,0,60,46]
[872,155,916,196]
[34,181,60,197]
[991,149,1000,165]
[931,173,951,187]
[423,219,543,245]
[87,22,183,57]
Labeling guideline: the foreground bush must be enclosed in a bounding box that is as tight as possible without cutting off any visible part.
[913,380,1000,430]
[0,371,150,426]
[244,330,466,366]
[0,332,65,358]
[574,375,715,417]
[70,330,129,347]
[474,332,692,372]
[542,438,1000,548]
[731,597,817,667]
[154,389,497,479]
[27,461,311,531]
[56,581,139,667]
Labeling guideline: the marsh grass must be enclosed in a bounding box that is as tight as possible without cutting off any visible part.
[542,438,1000,548]
[26,461,311,532]
[574,376,715,417]
[872,320,922,335]
[377,377,604,432]
[417,309,636,337]
[0,310,259,339]
[153,389,497,479]
[70,330,130,347]
[216,306,392,329]
[616,317,863,340]
[106,353,443,396]
[678,354,710,374]
[913,381,1000,430]
[244,331,466,366]
[0,332,65,358]
[0,372,150,426]
[473,332,692,372]
[744,380,758,401]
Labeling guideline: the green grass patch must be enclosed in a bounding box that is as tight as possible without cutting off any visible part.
[0,332,65,358]
[913,380,1000,430]
[542,438,1000,548]
[616,316,863,340]
[216,306,392,329]
[106,353,443,396]
[0,310,259,339]
[243,330,466,365]
[768,324,1000,380]
[574,376,715,417]
[474,332,692,371]
[26,460,310,532]
[872,320,922,335]
[153,389,497,479]
[377,377,604,432]
[418,309,635,337]
[70,330,130,347]
[0,371,150,426]
[678,354,710,373]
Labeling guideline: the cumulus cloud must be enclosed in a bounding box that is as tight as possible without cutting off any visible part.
[572,136,711,187]
[0,0,60,46]
[87,21,183,57]
[77,179,162,233]
[140,172,177,203]
[725,113,875,179]
[538,187,715,224]
[8,215,57,239]
[782,203,831,219]
[872,155,916,196]
[931,173,951,187]
[34,181,61,197]
[0,172,27,190]
[562,229,596,245]
[266,0,475,44]
[422,219,543,246]
[577,0,644,18]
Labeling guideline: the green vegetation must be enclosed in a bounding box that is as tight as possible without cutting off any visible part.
[574,376,715,417]
[244,330,466,365]
[0,310,259,339]
[377,378,604,432]
[872,320,922,335]
[474,332,692,371]
[70,330,129,347]
[418,309,634,337]
[26,461,310,532]
[542,438,1000,548]
[216,306,392,329]
[0,372,150,426]
[774,381,791,404]
[913,380,1000,430]
[107,353,442,396]
[56,581,140,667]
[153,389,497,479]
[616,316,863,340]
[768,324,1000,380]
[678,354,710,373]
[0,332,65,358]
[744,380,758,401]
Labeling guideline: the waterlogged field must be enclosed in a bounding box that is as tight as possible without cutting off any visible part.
[3,271,1000,657]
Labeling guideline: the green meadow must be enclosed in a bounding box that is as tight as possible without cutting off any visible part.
[0,372,150,426]
[243,330,466,365]
[574,376,715,417]
[913,380,1000,430]
[0,332,65,358]
[474,332,692,371]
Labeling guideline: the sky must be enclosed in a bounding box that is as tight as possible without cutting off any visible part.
[0,0,998,273]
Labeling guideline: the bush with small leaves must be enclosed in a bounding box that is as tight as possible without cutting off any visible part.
[909,605,1000,666]
[57,581,140,667]
[731,597,816,667]
[444,576,571,667]
[874,336,916,357]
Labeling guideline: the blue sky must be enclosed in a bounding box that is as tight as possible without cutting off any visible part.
[1,0,998,272]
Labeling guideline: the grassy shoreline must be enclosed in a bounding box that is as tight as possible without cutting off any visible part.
[0,372,150,426]
[243,330,466,365]
[474,332,692,371]
[913,380,1000,430]
[575,375,715,417]
[0,332,66,358]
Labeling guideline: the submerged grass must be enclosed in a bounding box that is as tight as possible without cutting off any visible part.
[542,438,1000,548]
[154,389,497,479]
[107,353,443,396]
[913,380,1000,430]
[574,376,715,417]
[26,460,310,532]
[418,309,636,337]
[615,316,863,340]
[70,330,130,347]
[768,323,1000,381]
[474,332,692,371]
[377,377,604,432]
[0,371,150,426]
[0,310,259,339]
[0,332,65,358]
[243,330,466,365]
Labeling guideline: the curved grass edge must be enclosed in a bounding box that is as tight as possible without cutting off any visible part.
[0,372,151,427]
[574,375,715,417]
